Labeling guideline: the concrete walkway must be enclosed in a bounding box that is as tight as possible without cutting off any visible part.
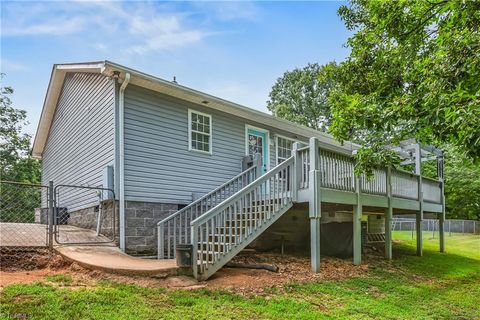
[56,245,179,277]
[0,223,110,247]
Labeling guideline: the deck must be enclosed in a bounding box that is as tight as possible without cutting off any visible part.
[294,144,443,214]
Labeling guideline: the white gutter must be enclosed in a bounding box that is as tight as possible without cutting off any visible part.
[118,72,130,251]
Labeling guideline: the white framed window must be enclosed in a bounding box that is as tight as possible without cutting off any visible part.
[188,109,212,154]
[276,135,296,164]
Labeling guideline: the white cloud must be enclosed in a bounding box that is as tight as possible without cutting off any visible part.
[127,15,209,54]
[94,43,108,53]
[1,59,28,72]
[3,17,86,36]
[192,2,259,21]
[1,1,213,55]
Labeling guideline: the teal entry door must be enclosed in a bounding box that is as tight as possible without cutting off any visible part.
[247,127,268,175]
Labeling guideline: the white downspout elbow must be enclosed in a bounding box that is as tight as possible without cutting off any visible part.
[119,72,130,251]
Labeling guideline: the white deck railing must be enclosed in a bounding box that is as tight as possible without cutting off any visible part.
[422,177,442,203]
[319,149,356,191]
[294,146,440,202]
[391,169,419,200]
[361,168,387,195]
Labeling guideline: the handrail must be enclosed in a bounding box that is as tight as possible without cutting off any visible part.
[191,156,295,280]
[157,165,257,227]
[191,157,294,226]
[157,164,257,259]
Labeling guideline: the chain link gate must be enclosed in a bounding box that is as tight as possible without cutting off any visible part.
[0,181,52,250]
[53,184,116,245]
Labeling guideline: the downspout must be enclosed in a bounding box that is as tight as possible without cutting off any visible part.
[119,72,130,251]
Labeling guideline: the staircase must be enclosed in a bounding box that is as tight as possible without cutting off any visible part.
[191,157,295,280]
[158,155,295,280]
[157,162,259,259]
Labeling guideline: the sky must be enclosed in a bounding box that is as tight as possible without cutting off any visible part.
[1,1,351,136]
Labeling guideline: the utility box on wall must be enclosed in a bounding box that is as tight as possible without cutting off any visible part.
[102,165,114,200]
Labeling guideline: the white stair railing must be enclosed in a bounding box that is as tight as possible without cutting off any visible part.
[157,164,258,259]
[191,156,295,280]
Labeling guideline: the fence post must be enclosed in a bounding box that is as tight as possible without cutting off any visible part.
[48,180,54,250]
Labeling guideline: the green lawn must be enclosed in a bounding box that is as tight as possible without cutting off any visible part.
[1,232,479,320]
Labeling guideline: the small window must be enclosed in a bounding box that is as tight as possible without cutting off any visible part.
[276,136,295,164]
[188,109,212,154]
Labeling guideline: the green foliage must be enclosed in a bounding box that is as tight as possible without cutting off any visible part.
[1,233,479,319]
[267,62,338,131]
[0,75,40,183]
[443,147,480,220]
[419,145,480,220]
[330,0,480,166]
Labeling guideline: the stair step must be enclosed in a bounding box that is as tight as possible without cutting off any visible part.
[197,251,222,261]
[198,242,231,251]
[224,219,258,227]
[216,226,253,234]
[207,234,239,243]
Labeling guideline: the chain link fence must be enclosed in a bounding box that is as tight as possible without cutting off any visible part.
[392,217,480,238]
[1,180,118,255]
[0,181,52,269]
[0,181,51,249]
[54,184,116,245]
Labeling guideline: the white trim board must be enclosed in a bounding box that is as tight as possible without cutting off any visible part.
[245,124,270,171]
[188,108,213,155]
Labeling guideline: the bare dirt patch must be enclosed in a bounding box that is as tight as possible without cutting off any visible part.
[204,252,371,294]
[1,249,73,288]
[1,249,384,294]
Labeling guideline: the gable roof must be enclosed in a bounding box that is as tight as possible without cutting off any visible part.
[32,60,358,159]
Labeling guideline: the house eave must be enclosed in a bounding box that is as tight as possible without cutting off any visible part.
[33,60,358,159]
[32,62,106,159]
[102,61,358,154]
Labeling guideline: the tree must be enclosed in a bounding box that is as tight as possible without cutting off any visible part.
[0,75,40,183]
[267,62,338,131]
[329,0,480,169]
[421,145,480,220]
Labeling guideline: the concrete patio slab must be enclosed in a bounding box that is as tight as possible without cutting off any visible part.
[0,223,48,247]
[0,222,111,247]
[56,245,179,277]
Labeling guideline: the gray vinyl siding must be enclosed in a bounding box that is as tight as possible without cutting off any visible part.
[124,85,308,204]
[41,72,115,209]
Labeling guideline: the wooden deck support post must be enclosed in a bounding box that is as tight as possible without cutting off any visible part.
[438,155,445,253]
[415,143,423,257]
[292,142,302,202]
[385,167,393,260]
[353,175,362,265]
[309,137,321,273]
